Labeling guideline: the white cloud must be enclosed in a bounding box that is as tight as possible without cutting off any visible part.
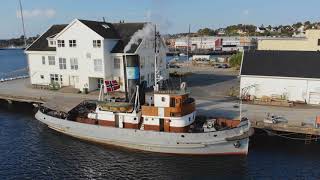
[243,9,249,15]
[16,9,56,19]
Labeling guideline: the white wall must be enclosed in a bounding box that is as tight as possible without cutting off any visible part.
[55,20,106,91]
[136,37,168,88]
[154,94,170,107]
[241,76,320,104]
[27,52,57,86]
[26,19,168,93]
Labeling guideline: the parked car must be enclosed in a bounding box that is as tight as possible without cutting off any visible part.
[263,113,288,124]
[221,64,230,68]
[169,64,180,68]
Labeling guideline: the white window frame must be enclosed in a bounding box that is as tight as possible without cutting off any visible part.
[49,40,56,46]
[93,59,103,72]
[57,40,65,47]
[93,40,101,48]
[70,58,78,70]
[114,57,121,69]
[59,58,67,69]
[48,56,55,65]
[42,56,45,65]
[69,40,76,47]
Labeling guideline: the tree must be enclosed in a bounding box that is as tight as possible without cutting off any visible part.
[229,52,243,69]
[197,28,215,36]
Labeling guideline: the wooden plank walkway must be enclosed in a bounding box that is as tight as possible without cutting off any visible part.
[251,120,320,136]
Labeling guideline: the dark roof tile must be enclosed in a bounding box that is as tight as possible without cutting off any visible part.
[241,50,320,79]
[26,24,67,51]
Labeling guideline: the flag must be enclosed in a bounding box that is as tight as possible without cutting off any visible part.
[104,80,120,93]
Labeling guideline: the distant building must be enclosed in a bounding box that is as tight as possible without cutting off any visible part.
[241,50,320,104]
[221,37,241,51]
[25,19,167,92]
[258,29,320,51]
[256,27,266,34]
[173,36,257,52]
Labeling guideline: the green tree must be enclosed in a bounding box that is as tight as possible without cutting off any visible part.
[229,52,243,69]
[197,28,215,36]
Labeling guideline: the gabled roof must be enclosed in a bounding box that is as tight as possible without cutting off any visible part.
[241,50,320,79]
[26,19,147,53]
[26,24,67,51]
[78,19,120,39]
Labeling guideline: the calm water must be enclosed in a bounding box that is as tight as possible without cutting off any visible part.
[1,50,320,179]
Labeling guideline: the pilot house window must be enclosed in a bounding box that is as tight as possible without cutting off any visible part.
[170,98,176,107]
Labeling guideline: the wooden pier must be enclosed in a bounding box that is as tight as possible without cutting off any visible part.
[251,120,320,136]
[243,103,320,136]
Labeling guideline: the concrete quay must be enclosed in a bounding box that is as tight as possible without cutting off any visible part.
[0,78,97,107]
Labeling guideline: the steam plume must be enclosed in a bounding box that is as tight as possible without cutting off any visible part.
[124,23,154,53]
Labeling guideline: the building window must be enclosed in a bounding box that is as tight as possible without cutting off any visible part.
[69,40,76,47]
[59,58,67,69]
[141,75,145,81]
[70,58,78,70]
[161,97,165,102]
[93,40,101,48]
[86,53,91,59]
[114,57,121,69]
[49,40,55,46]
[94,59,102,72]
[57,40,65,47]
[318,39,320,46]
[42,56,45,65]
[48,56,55,65]
[50,74,59,82]
[40,75,44,79]
[140,56,145,69]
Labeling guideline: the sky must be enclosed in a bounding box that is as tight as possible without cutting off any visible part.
[1,0,320,39]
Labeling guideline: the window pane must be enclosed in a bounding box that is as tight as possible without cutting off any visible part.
[94,59,102,72]
[114,58,120,69]
[42,56,45,65]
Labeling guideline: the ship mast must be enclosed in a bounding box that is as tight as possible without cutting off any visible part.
[18,0,27,48]
[153,25,162,91]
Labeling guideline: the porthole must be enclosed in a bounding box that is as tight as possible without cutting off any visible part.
[214,134,217,137]
[181,135,185,138]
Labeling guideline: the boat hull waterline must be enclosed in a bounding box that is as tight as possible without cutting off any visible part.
[35,111,250,155]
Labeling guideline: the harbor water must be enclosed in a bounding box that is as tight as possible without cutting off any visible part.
[1,49,320,179]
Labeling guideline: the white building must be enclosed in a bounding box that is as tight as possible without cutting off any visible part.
[240,50,320,104]
[25,19,167,92]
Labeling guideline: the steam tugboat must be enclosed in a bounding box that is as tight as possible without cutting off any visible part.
[34,27,251,155]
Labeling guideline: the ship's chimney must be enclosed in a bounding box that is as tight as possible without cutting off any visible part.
[123,55,140,102]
